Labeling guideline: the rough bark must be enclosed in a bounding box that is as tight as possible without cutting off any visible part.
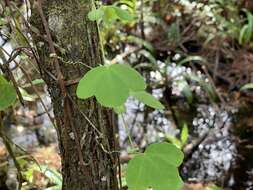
[30,1,119,190]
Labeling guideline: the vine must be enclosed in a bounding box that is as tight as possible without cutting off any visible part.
[0,1,184,189]
[75,3,184,190]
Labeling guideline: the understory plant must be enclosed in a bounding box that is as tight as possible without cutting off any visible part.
[76,2,184,190]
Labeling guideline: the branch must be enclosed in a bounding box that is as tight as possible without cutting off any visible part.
[0,48,25,106]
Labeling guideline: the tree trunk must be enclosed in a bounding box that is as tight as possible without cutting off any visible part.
[30,1,119,190]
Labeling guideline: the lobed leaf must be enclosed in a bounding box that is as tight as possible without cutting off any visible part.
[126,143,184,190]
[76,66,105,99]
[88,8,104,21]
[103,6,118,24]
[110,64,146,91]
[131,91,164,109]
[88,5,134,23]
[113,6,134,21]
[77,64,164,110]
[95,69,129,107]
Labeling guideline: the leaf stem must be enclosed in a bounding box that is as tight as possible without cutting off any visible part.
[91,0,106,65]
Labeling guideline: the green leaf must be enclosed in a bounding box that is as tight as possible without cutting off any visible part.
[165,134,182,149]
[23,164,62,189]
[88,5,134,23]
[186,73,201,83]
[113,6,134,21]
[241,83,253,90]
[0,75,16,111]
[178,56,205,65]
[114,104,126,114]
[0,18,7,25]
[76,64,163,109]
[176,80,193,104]
[110,64,146,91]
[186,73,217,101]
[206,184,221,190]
[77,66,128,107]
[21,79,45,88]
[244,10,253,42]
[180,124,188,146]
[203,83,217,101]
[88,8,104,21]
[19,88,37,102]
[167,22,181,45]
[182,85,193,104]
[126,35,154,53]
[239,10,253,45]
[138,49,157,66]
[76,64,146,108]
[31,79,45,85]
[103,6,118,24]
[41,166,62,187]
[239,25,250,45]
[131,91,164,109]
[76,66,105,99]
[126,143,184,190]
[95,69,129,107]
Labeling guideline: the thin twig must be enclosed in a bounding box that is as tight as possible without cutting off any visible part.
[1,47,55,126]
[67,94,102,136]
[0,112,22,190]
[0,48,25,106]
[2,133,42,171]
[18,64,55,126]
[35,0,66,94]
